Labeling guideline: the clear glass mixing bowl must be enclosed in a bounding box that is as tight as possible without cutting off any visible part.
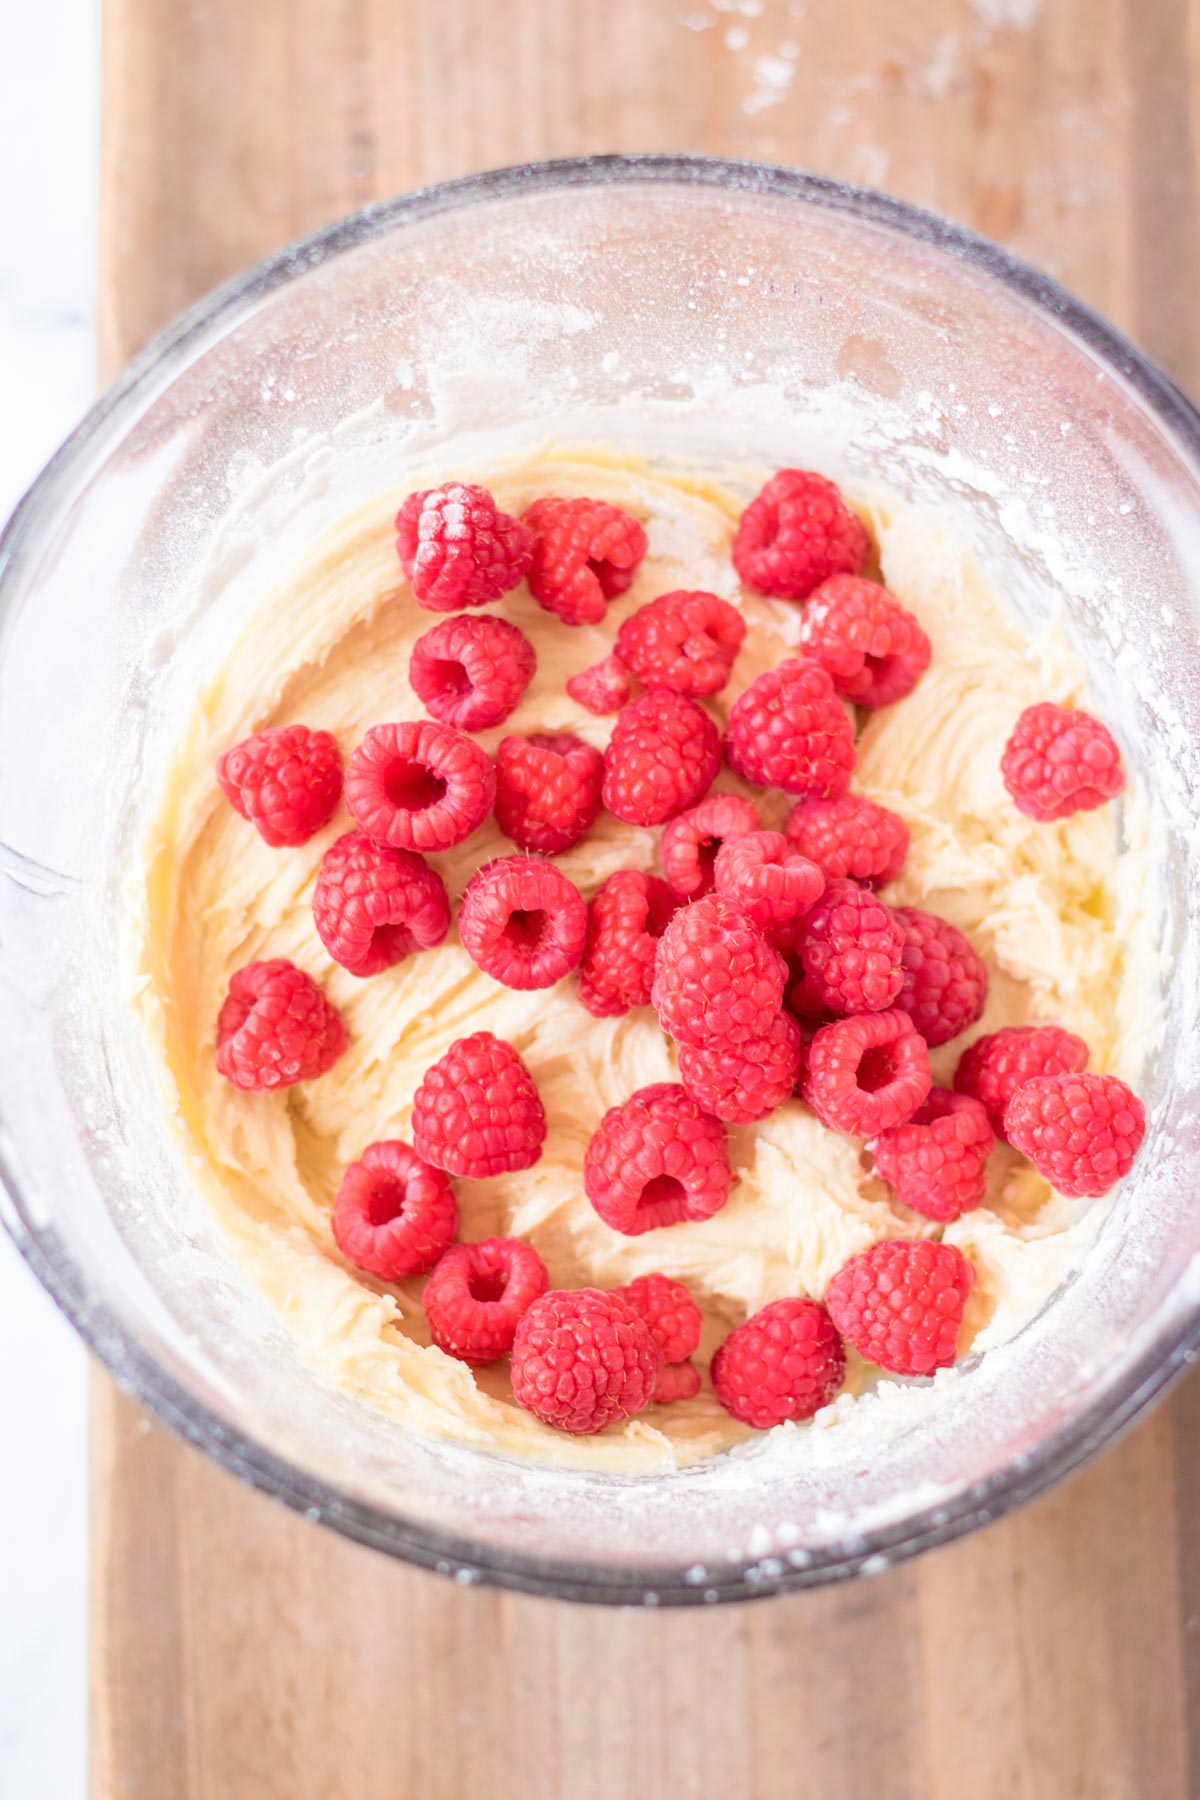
[3,156,1200,1605]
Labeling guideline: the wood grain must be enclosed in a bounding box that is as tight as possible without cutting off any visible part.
[92,2,1200,1795]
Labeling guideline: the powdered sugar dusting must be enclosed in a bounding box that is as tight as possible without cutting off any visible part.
[680,1,801,117]
[743,53,798,115]
[971,0,1042,27]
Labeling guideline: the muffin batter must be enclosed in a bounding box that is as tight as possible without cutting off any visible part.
[134,447,1161,1472]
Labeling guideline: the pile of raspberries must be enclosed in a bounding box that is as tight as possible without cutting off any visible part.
[212,469,1144,1437]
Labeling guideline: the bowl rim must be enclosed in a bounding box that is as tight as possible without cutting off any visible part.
[3,150,1200,1606]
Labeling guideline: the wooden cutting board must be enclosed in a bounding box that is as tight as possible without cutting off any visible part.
[91,2,1200,1794]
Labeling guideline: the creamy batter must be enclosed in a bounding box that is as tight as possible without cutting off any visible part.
[134,447,1162,1472]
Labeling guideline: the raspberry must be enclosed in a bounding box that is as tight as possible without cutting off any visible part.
[1001,702,1125,821]
[511,1288,660,1433]
[395,481,533,613]
[615,590,746,696]
[422,1237,549,1364]
[312,831,450,977]
[797,879,905,1014]
[331,1139,457,1280]
[651,893,787,1048]
[725,658,856,798]
[576,869,678,1018]
[894,906,988,1047]
[660,793,760,899]
[732,469,871,601]
[409,614,536,732]
[826,1239,975,1375]
[583,1083,733,1235]
[801,1009,931,1136]
[713,829,825,935]
[798,575,932,708]
[602,692,722,826]
[784,792,909,887]
[954,1024,1089,1138]
[494,731,603,855]
[215,723,342,848]
[566,654,632,715]
[458,856,587,990]
[411,1031,547,1177]
[711,1298,846,1429]
[617,1273,703,1363]
[677,1008,802,1124]
[216,959,348,1092]
[652,1361,702,1404]
[1005,1072,1146,1197]
[344,720,495,852]
[871,1089,994,1222]
[524,495,647,626]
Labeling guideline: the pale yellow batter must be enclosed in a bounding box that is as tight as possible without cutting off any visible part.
[133,447,1161,1472]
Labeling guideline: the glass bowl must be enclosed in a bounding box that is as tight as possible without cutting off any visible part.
[3,155,1200,1606]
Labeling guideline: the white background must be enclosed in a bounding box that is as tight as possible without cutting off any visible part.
[1,2,98,1793]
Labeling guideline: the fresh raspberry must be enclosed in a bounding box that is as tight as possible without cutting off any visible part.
[677,1007,802,1124]
[954,1024,1089,1138]
[422,1237,549,1364]
[576,869,678,1018]
[798,575,932,707]
[331,1139,457,1280]
[511,1288,660,1433]
[566,654,631,715]
[797,879,905,1015]
[651,893,787,1048]
[801,1009,931,1136]
[458,855,587,990]
[1005,1072,1146,1197]
[1001,702,1125,821]
[871,1089,994,1222]
[725,658,856,798]
[615,590,746,696]
[602,692,722,827]
[784,792,909,887]
[894,906,988,1047]
[652,1361,702,1404]
[395,481,533,613]
[660,793,760,899]
[713,829,824,935]
[583,1083,732,1235]
[826,1239,975,1375]
[344,720,495,852]
[312,831,450,977]
[494,731,603,855]
[732,469,871,601]
[216,959,348,1092]
[411,1031,547,1177]
[409,614,536,732]
[524,496,647,626]
[617,1273,703,1363]
[215,723,342,848]
[711,1298,846,1429]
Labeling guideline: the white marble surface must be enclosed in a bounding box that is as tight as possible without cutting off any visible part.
[1,4,98,1795]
